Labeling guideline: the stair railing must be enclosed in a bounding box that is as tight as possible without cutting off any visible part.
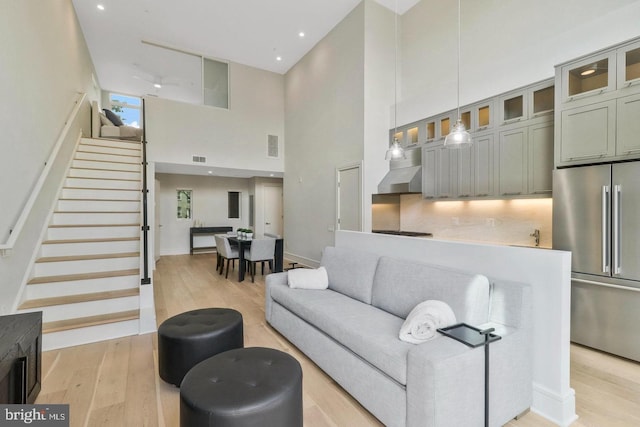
[141,99,151,285]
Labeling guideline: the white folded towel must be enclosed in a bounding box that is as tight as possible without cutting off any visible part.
[399,300,456,344]
[288,266,329,290]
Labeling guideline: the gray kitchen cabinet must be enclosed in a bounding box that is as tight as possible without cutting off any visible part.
[498,127,528,196]
[499,90,527,125]
[616,93,640,156]
[617,40,640,90]
[558,100,616,164]
[422,146,437,198]
[473,133,494,197]
[456,145,473,198]
[528,122,554,194]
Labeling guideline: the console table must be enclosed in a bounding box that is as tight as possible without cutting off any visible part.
[190,226,233,254]
[0,312,42,404]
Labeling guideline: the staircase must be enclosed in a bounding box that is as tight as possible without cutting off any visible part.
[18,138,143,350]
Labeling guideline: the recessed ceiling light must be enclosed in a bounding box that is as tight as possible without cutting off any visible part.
[208,171,213,174]
[276,56,282,61]
[153,83,162,89]
[580,68,596,76]
[97,4,105,10]
[299,32,305,38]
[270,174,275,177]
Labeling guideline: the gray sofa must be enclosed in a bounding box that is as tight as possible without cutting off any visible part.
[265,246,532,427]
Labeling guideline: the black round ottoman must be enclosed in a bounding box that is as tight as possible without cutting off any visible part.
[180,347,303,427]
[158,308,243,386]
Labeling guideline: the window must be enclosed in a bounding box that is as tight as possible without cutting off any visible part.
[177,190,192,219]
[228,191,240,219]
[203,58,229,109]
[109,93,142,127]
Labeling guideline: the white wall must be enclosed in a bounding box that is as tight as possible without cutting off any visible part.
[284,2,366,264]
[145,62,285,174]
[396,0,640,126]
[0,0,98,241]
[0,0,98,312]
[335,230,575,426]
[156,173,251,255]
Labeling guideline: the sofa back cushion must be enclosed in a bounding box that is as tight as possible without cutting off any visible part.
[371,256,490,325]
[320,246,379,304]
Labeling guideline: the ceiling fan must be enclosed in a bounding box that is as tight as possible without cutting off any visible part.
[132,73,182,89]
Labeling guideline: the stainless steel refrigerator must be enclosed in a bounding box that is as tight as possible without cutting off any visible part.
[553,162,640,362]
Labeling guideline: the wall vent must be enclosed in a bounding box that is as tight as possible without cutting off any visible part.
[192,155,206,163]
[267,135,279,158]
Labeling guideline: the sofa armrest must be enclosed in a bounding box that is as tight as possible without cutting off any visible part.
[265,272,288,323]
[406,322,531,426]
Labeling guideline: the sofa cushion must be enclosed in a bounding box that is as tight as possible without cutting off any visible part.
[320,246,379,304]
[103,108,124,126]
[371,256,490,326]
[269,283,412,385]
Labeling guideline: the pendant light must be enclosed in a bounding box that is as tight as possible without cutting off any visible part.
[385,0,406,160]
[444,0,472,149]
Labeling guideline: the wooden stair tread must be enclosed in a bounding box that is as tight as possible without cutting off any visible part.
[19,288,140,309]
[67,175,140,182]
[63,187,140,191]
[69,166,140,173]
[53,211,140,215]
[36,252,140,263]
[28,269,139,285]
[86,137,141,145]
[43,310,140,334]
[43,237,139,245]
[76,149,140,156]
[48,223,139,228]
[79,143,141,152]
[74,159,140,166]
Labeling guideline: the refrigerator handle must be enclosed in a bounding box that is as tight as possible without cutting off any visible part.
[602,185,610,273]
[613,184,621,275]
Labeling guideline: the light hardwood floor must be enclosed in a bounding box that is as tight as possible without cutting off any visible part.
[36,254,640,426]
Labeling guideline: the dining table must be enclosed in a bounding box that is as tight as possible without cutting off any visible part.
[226,235,284,282]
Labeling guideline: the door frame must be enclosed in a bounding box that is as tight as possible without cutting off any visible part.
[335,162,363,231]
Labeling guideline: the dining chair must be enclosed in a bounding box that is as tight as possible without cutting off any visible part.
[243,238,276,282]
[214,235,239,279]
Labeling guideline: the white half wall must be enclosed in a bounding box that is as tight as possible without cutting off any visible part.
[335,230,575,427]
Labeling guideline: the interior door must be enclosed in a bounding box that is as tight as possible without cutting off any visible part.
[263,185,283,237]
[337,165,361,231]
[154,178,161,263]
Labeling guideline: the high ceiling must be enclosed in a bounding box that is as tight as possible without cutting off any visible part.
[73,0,420,101]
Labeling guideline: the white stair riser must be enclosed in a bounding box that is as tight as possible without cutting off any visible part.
[41,319,139,351]
[25,275,139,300]
[78,144,141,157]
[61,188,140,200]
[52,212,140,225]
[47,226,139,240]
[34,256,139,277]
[41,240,140,257]
[20,296,139,323]
[68,168,140,180]
[57,199,140,212]
[72,159,140,172]
[65,177,140,190]
[81,137,141,151]
[75,151,140,164]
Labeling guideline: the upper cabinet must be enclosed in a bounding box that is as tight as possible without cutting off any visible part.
[556,36,640,167]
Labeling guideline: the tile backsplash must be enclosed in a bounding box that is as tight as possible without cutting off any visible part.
[399,194,553,248]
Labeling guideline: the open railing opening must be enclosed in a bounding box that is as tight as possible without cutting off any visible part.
[141,99,151,285]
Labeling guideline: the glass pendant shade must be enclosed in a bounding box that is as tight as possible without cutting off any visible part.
[444,119,472,148]
[385,138,406,160]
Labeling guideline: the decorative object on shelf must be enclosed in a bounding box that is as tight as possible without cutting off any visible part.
[444,0,472,149]
[385,0,406,160]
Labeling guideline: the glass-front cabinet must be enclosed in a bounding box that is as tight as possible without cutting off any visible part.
[531,83,554,117]
[407,126,419,145]
[561,51,616,102]
[618,40,640,89]
[426,120,436,142]
[499,91,527,124]
[476,103,493,131]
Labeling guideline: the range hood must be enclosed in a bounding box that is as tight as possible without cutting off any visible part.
[377,146,422,194]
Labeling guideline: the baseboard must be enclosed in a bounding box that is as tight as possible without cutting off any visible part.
[283,252,320,268]
[531,382,577,427]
